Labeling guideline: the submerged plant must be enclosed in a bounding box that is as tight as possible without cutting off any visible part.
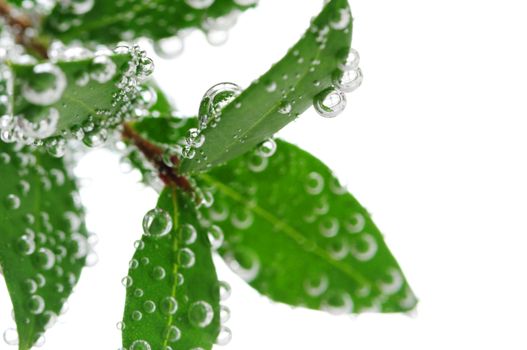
[0,0,416,349]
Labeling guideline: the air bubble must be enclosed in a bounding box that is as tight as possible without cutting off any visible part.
[164,325,181,342]
[188,301,214,328]
[313,88,347,118]
[154,36,184,59]
[207,225,224,250]
[215,326,232,346]
[178,248,195,268]
[130,339,151,350]
[143,208,173,238]
[160,296,178,315]
[22,63,67,106]
[182,224,197,245]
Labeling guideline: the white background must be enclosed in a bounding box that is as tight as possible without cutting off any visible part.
[2,0,527,349]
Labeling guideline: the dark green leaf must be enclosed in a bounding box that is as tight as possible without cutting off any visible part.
[43,0,256,45]
[198,140,417,314]
[0,143,89,350]
[122,188,221,350]
[6,52,139,146]
[180,0,353,173]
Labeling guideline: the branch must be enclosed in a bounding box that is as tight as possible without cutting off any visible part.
[122,123,192,192]
[0,0,49,59]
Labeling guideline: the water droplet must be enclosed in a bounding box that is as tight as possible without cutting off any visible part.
[322,291,354,315]
[257,139,277,158]
[305,172,324,195]
[143,300,156,313]
[122,276,133,288]
[199,82,242,130]
[304,274,329,297]
[5,194,20,209]
[319,217,339,237]
[278,101,292,115]
[338,48,360,71]
[188,301,214,328]
[143,208,173,238]
[225,249,260,282]
[207,225,224,250]
[28,295,45,314]
[3,328,18,345]
[185,0,214,9]
[178,248,195,268]
[220,305,230,323]
[182,224,197,245]
[345,213,365,233]
[154,36,184,59]
[350,233,377,262]
[333,68,363,93]
[160,296,178,315]
[215,326,232,345]
[132,310,143,321]
[35,248,56,270]
[65,0,95,15]
[378,268,404,295]
[218,281,232,301]
[151,266,166,281]
[130,339,151,350]
[17,235,35,255]
[314,88,347,118]
[90,55,117,83]
[22,63,67,106]
[164,325,181,342]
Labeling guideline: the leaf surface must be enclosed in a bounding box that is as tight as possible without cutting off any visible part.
[43,0,256,45]
[7,52,135,143]
[198,140,417,314]
[122,188,221,350]
[0,143,89,350]
[180,0,353,173]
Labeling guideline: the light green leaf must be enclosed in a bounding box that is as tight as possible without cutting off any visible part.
[180,0,353,173]
[198,140,417,314]
[43,0,256,46]
[122,188,222,350]
[4,49,147,147]
[0,143,89,350]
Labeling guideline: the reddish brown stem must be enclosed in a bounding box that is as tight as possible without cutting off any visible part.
[0,0,49,59]
[122,123,193,192]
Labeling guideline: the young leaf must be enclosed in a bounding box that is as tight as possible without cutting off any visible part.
[43,0,256,46]
[198,140,417,314]
[0,143,89,350]
[180,0,353,173]
[4,48,148,147]
[122,188,221,350]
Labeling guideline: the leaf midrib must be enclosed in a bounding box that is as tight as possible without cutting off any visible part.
[187,0,345,172]
[162,188,180,348]
[199,173,369,287]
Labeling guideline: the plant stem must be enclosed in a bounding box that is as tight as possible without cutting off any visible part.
[0,0,49,59]
[122,123,192,192]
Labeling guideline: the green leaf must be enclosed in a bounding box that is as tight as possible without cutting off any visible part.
[0,143,89,350]
[198,140,417,314]
[5,51,140,146]
[180,0,353,173]
[43,0,256,45]
[122,188,221,350]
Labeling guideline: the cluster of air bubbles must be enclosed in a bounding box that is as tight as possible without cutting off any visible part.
[0,42,154,157]
[181,82,242,160]
[120,210,234,347]
[0,146,94,346]
[142,208,173,238]
[313,48,363,118]
[201,10,241,46]
[16,0,57,14]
